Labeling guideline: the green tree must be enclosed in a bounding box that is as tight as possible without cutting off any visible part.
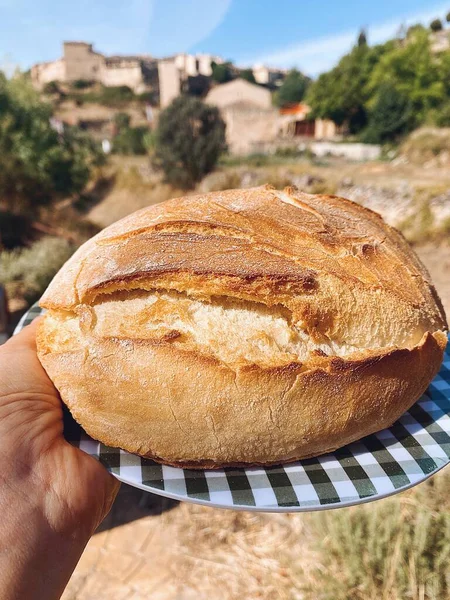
[430,18,443,32]
[447,12,450,22]
[306,42,392,133]
[0,74,103,216]
[275,69,310,107]
[113,112,131,130]
[367,30,445,126]
[240,68,256,84]
[358,29,368,47]
[211,61,234,84]
[363,84,413,143]
[154,95,226,189]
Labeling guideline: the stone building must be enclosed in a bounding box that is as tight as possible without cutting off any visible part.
[252,64,286,87]
[31,42,223,106]
[278,103,337,139]
[206,78,272,110]
[174,53,222,77]
[206,79,279,154]
[31,42,159,95]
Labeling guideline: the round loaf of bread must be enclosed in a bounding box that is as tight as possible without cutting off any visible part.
[37,185,448,468]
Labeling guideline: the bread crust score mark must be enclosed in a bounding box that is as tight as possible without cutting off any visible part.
[37,186,448,468]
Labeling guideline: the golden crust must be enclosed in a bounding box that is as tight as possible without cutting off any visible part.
[36,186,448,467]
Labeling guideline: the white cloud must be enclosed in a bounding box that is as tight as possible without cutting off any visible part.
[250,3,450,75]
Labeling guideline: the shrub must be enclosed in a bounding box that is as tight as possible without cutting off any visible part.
[239,69,256,84]
[113,112,131,130]
[211,61,234,84]
[306,473,450,600]
[99,85,134,105]
[76,85,135,107]
[430,18,443,32]
[433,103,450,127]
[154,95,226,189]
[0,237,74,303]
[113,126,149,155]
[71,79,93,90]
[43,81,60,95]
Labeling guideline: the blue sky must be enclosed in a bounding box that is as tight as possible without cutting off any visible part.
[0,0,448,76]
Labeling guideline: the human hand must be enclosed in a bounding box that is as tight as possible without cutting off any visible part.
[0,319,120,600]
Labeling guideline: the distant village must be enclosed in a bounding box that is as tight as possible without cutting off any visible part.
[31,41,338,154]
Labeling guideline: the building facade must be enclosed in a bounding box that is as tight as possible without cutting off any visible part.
[31,42,223,104]
[206,79,278,154]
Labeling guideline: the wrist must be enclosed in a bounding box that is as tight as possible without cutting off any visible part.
[0,471,90,600]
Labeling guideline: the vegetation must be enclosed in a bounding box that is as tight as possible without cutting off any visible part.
[307,473,450,600]
[68,84,135,107]
[274,69,310,107]
[239,68,256,84]
[307,27,450,140]
[0,237,74,303]
[154,95,226,188]
[211,61,234,84]
[430,18,443,32]
[358,29,368,47]
[362,84,413,143]
[186,74,211,97]
[42,80,60,95]
[111,111,149,155]
[70,79,93,90]
[0,73,104,222]
[113,126,149,155]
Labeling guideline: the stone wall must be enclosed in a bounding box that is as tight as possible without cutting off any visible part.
[63,42,104,82]
[31,58,65,88]
[158,60,180,108]
[102,61,145,92]
[221,104,279,154]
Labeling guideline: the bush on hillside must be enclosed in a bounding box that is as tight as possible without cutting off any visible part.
[113,125,149,155]
[43,81,60,95]
[154,95,226,189]
[400,128,450,163]
[71,79,93,90]
[0,237,74,303]
[307,473,450,600]
[113,111,131,130]
[432,102,450,127]
[430,18,443,32]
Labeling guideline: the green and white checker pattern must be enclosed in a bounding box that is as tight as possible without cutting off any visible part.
[16,304,450,512]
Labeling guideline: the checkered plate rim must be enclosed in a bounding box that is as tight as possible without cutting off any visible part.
[16,304,450,512]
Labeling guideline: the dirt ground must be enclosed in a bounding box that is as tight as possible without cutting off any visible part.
[60,243,450,600]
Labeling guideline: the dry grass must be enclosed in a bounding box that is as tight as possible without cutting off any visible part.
[304,472,450,600]
[401,128,450,165]
[0,237,74,303]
